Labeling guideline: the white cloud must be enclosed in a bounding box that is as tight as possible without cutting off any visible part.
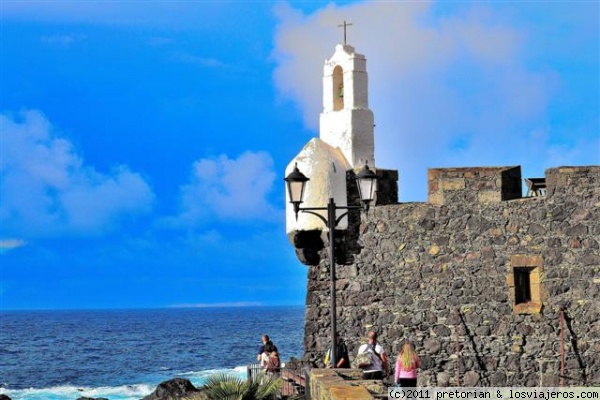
[165,151,279,228]
[273,1,599,201]
[0,110,155,237]
[0,239,27,254]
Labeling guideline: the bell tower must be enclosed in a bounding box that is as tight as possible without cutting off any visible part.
[285,37,389,237]
[319,43,375,168]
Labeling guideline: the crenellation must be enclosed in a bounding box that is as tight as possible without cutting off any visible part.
[428,166,522,205]
[546,166,600,201]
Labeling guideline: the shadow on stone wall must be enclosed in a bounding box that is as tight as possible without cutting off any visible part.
[291,223,363,267]
[293,230,325,266]
[456,308,489,386]
[563,310,587,385]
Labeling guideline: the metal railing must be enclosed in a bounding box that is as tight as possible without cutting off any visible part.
[247,362,311,399]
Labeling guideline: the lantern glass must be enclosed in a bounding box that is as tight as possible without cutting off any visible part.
[284,164,310,205]
[358,178,375,201]
[287,180,306,204]
[356,164,377,206]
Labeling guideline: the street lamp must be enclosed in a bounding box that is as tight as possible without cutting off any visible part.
[285,163,377,368]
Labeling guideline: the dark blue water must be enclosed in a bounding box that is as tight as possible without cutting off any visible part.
[0,306,305,399]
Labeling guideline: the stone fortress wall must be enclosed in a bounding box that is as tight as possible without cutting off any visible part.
[294,165,600,386]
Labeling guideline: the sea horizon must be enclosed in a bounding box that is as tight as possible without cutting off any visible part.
[0,306,305,400]
[0,303,306,313]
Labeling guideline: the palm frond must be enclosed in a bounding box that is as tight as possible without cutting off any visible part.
[201,371,282,400]
[202,372,254,400]
[254,376,282,400]
[203,372,245,388]
[205,385,245,400]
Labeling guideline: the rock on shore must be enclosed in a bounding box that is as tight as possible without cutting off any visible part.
[76,397,108,400]
[141,378,203,400]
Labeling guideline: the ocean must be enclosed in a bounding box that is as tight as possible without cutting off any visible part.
[0,306,305,400]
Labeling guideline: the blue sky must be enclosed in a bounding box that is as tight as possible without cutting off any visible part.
[1,1,598,310]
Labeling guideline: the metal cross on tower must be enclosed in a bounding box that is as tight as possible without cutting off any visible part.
[337,20,353,45]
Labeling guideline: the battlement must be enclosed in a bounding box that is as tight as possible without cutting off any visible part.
[546,166,600,201]
[425,165,599,206]
[427,166,522,205]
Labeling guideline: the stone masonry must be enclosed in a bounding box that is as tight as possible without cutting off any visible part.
[293,165,600,387]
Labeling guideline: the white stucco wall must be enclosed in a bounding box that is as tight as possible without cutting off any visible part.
[320,109,374,168]
[320,44,375,169]
[285,138,352,235]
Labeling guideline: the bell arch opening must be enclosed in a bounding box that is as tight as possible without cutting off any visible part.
[333,66,344,111]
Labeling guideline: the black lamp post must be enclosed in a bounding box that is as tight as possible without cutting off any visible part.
[285,163,377,368]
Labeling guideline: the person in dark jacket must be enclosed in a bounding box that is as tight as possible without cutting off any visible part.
[326,332,350,368]
[257,334,278,361]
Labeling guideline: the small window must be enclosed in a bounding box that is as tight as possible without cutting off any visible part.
[508,255,543,314]
[514,267,533,304]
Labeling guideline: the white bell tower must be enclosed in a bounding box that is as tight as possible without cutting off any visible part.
[319,43,375,169]
[285,39,378,236]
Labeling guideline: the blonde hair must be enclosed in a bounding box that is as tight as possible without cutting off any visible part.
[398,342,418,369]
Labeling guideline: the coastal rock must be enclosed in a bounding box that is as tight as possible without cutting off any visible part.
[285,357,302,369]
[0,395,12,400]
[76,397,108,400]
[141,378,200,400]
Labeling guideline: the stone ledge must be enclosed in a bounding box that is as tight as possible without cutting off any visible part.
[513,301,543,314]
[330,386,373,400]
[310,369,388,400]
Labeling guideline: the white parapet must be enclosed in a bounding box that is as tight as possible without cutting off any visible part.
[285,138,352,235]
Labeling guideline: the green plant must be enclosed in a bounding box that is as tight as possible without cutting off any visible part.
[171,394,208,400]
[201,372,281,400]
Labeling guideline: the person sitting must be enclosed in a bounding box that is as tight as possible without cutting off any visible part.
[266,349,281,377]
[260,343,276,368]
[257,334,277,362]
